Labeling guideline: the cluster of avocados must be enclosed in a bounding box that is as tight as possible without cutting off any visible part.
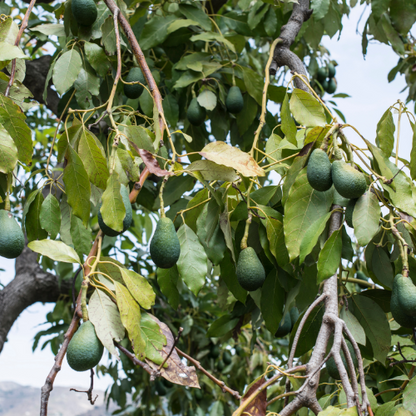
[307,148,367,225]
[71,0,97,26]
[67,320,104,372]
[186,85,244,126]
[0,209,25,259]
[391,273,416,329]
[316,62,337,95]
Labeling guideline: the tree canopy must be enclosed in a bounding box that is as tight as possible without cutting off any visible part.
[1,0,416,416]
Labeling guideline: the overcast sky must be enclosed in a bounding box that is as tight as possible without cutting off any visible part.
[0,3,413,397]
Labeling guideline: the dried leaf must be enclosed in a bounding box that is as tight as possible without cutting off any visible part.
[199,141,265,177]
[138,148,171,177]
[240,376,267,416]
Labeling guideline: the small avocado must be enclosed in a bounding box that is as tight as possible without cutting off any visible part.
[150,217,180,269]
[194,388,203,401]
[0,210,25,259]
[332,161,366,199]
[124,67,145,99]
[326,340,357,380]
[307,149,333,192]
[98,184,133,237]
[217,360,225,371]
[67,321,104,372]
[226,86,244,114]
[317,67,328,82]
[275,313,292,338]
[392,274,416,319]
[321,79,329,92]
[223,350,232,365]
[289,307,299,328]
[209,344,220,359]
[326,78,337,94]
[235,345,244,356]
[71,0,97,26]
[236,247,266,291]
[327,63,336,78]
[187,97,206,126]
[345,199,357,228]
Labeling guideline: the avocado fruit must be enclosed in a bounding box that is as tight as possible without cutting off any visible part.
[187,97,206,126]
[327,78,337,94]
[326,340,357,380]
[71,0,97,26]
[217,360,225,371]
[275,313,292,338]
[0,210,25,259]
[236,247,266,291]
[223,350,232,365]
[391,274,416,328]
[235,345,244,356]
[98,184,133,237]
[150,217,180,269]
[124,67,145,99]
[307,149,333,192]
[67,321,104,372]
[317,67,328,82]
[290,307,299,326]
[321,79,329,92]
[345,199,357,228]
[226,86,244,114]
[328,63,336,78]
[332,161,366,199]
[209,344,220,359]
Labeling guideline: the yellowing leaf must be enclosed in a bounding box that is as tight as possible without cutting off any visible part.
[140,312,166,365]
[187,160,239,182]
[199,141,265,177]
[120,268,155,310]
[28,239,81,264]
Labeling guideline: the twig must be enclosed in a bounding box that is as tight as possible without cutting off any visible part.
[70,369,98,405]
[389,342,416,366]
[88,111,108,130]
[231,183,266,220]
[5,0,37,97]
[158,327,183,371]
[71,267,83,310]
[176,348,241,400]
[115,341,157,376]
[266,391,298,407]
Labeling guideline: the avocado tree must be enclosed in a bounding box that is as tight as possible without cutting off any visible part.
[1,0,416,415]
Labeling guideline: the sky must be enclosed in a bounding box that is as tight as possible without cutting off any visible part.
[0,1,413,396]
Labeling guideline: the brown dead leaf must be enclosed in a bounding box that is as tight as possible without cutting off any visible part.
[240,376,267,416]
[145,315,199,388]
[199,141,265,177]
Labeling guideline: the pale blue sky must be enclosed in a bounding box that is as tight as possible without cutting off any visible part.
[0,4,413,394]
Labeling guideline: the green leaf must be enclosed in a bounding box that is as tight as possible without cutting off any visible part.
[26,192,48,242]
[352,192,380,246]
[162,94,179,127]
[340,306,366,346]
[89,289,125,358]
[100,173,125,232]
[52,50,82,95]
[394,408,412,416]
[120,268,155,310]
[167,19,199,34]
[28,239,81,264]
[124,125,155,153]
[372,246,394,288]
[140,312,166,365]
[187,160,238,182]
[318,406,358,416]
[261,270,284,334]
[0,123,17,173]
[409,121,416,181]
[197,89,217,111]
[30,23,65,37]
[236,94,257,136]
[283,168,333,261]
[219,250,246,303]
[317,228,342,284]
[115,281,146,359]
[84,41,110,77]
[78,129,109,189]
[139,15,177,50]
[0,94,32,165]
[311,0,330,20]
[265,216,290,267]
[101,15,116,55]
[242,66,263,105]
[281,93,297,145]
[179,4,212,31]
[176,224,207,295]
[290,89,326,127]
[39,193,61,240]
[73,67,100,109]
[63,146,91,226]
[375,108,395,157]
[299,212,332,264]
[403,376,416,414]
[0,17,19,44]
[351,294,391,363]
[0,41,28,60]
[190,32,236,53]
[207,315,239,337]
[57,124,83,163]
[157,266,180,310]
[70,215,92,261]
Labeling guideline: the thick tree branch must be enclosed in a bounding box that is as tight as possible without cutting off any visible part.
[0,246,71,353]
[270,0,312,91]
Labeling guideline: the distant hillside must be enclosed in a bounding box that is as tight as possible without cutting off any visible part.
[0,381,116,416]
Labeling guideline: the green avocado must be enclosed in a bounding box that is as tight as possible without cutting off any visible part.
[98,184,133,237]
[194,388,203,401]
[307,149,333,192]
[317,67,328,82]
[321,79,329,92]
[345,199,357,228]
[332,161,367,199]
[392,274,416,320]
[150,217,180,269]
[67,321,104,372]
[326,340,357,380]
[236,247,266,291]
[217,360,225,371]
[209,344,220,359]
[290,307,299,328]
[124,67,145,99]
[327,78,337,94]
[235,345,244,356]
[0,210,25,259]
[223,350,232,365]
[328,63,336,78]
[71,0,97,26]
[187,97,206,126]
[226,86,244,114]
[275,313,292,338]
